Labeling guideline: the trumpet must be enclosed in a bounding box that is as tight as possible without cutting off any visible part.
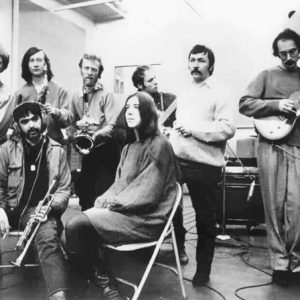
[11,180,57,267]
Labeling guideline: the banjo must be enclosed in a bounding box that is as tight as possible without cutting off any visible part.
[253,91,300,140]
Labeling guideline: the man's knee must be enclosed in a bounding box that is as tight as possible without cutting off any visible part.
[65,213,89,235]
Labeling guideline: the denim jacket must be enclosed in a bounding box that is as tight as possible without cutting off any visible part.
[0,136,71,215]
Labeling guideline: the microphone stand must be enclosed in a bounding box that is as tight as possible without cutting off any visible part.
[216,160,231,241]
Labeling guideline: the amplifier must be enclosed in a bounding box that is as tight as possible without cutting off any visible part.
[215,166,265,228]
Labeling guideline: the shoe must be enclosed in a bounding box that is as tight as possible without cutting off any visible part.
[94,272,123,300]
[192,272,209,286]
[272,270,290,287]
[179,249,189,265]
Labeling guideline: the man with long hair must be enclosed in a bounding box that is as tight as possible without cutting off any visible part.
[240,29,300,286]
[0,101,71,299]
[0,44,15,144]
[15,47,72,144]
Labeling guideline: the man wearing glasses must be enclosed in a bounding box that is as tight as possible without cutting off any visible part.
[239,29,300,286]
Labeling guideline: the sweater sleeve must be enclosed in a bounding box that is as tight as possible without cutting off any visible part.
[189,88,236,143]
[95,93,117,138]
[239,70,280,118]
[52,85,73,128]
[50,148,71,215]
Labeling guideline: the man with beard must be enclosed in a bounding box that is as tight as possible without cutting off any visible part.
[0,44,15,145]
[169,44,235,286]
[0,102,71,300]
[69,53,120,210]
[239,29,300,286]
[15,47,72,145]
[131,65,188,265]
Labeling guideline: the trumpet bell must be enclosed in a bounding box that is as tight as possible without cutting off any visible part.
[74,133,94,155]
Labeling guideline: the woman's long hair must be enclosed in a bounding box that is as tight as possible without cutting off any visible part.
[21,47,53,83]
[114,91,159,144]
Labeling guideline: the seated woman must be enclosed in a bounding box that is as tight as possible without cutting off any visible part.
[65,91,178,300]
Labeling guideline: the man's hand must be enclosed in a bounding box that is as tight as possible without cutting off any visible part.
[278,99,296,116]
[174,122,192,138]
[44,103,57,116]
[30,205,51,223]
[0,208,10,236]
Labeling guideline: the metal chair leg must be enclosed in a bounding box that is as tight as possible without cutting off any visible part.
[171,227,187,299]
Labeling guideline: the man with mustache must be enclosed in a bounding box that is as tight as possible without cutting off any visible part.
[0,101,71,299]
[15,47,72,145]
[169,44,235,286]
[69,53,120,210]
[239,29,300,286]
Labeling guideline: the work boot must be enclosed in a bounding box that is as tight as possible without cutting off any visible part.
[192,271,209,286]
[94,271,122,300]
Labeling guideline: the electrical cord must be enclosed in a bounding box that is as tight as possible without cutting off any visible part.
[234,281,272,300]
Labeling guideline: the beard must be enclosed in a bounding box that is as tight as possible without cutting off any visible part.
[24,128,42,144]
[83,76,97,87]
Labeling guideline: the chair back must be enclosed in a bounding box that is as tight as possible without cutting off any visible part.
[157,182,182,244]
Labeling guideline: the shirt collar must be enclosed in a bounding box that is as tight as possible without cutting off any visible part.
[192,75,213,89]
[80,81,103,97]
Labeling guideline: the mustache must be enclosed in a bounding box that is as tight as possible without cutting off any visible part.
[285,59,295,66]
[28,128,39,135]
[191,68,202,75]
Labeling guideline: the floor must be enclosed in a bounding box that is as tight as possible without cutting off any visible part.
[0,191,300,300]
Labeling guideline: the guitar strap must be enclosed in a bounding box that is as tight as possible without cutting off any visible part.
[158,97,177,127]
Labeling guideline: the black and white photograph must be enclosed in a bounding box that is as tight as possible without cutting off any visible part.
[1,0,300,299]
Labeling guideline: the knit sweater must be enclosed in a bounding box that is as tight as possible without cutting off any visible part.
[169,77,235,167]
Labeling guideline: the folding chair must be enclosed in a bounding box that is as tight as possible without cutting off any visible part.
[104,182,187,300]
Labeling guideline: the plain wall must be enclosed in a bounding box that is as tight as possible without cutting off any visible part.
[18,0,86,94]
